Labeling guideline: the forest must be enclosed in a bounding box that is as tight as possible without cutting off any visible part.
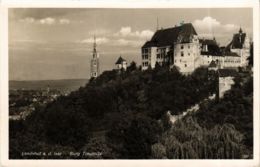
[9,63,253,159]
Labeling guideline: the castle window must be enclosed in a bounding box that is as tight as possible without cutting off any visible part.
[185,64,187,67]
[188,53,190,56]
[157,54,160,59]
[181,51,184,57]
[181,45,184,49]
[188,45,190,49]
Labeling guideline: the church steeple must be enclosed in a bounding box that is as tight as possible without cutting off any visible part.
[93,35,97,54]
[90,35,100,78]
[239,27,243,34]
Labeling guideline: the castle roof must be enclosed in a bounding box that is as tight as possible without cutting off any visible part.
[208,60,218,68]
[226,28,246,50]
[142,23,197,48]
[223,52,240,57]
[218,69,238,77]
[199,39,222,56]
[115,56,126,64]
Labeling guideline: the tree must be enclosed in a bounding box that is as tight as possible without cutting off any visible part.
[248,42,253,66]
[44,107,92,149]
[121,115,162,159]
[127,61,137,72]
[151,143,167,159]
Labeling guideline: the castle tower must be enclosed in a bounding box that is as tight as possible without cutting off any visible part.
[90,36,100,78]
[229,27,250,67]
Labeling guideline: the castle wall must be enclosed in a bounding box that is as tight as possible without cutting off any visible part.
[174,41,200,73]
[219,76,235,98]
[142,47,157,70]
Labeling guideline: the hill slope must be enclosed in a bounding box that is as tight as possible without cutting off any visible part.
[9,65,252,159]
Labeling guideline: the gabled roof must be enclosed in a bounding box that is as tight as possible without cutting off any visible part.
[218,69,238,77]
[115,56,126,64]
[226,28,246,50]
[142,23,197,48]
[208,60,218,68]
[199,39,222,56]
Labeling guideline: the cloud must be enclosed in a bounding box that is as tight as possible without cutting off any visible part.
[19,17,35,23]
[59,19,70,24]
[115,27,154,39]
[18,17,71,25]
[193,16,239,34]
[80,37,109,44]
[39,17,56,25]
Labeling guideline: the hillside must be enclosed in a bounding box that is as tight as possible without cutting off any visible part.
[9,64,252,159]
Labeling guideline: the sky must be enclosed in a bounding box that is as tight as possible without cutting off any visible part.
[9,8,253,80]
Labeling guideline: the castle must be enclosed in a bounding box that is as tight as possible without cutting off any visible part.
[141,23,251,73]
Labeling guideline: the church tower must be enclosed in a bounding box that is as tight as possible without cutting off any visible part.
[90,36,100,78]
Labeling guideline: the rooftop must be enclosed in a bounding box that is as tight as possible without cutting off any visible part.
[142,23,197,48]
[115,56,126,64]
[218,69,238,77]
[226,28,246,50]
[199,38,222,56]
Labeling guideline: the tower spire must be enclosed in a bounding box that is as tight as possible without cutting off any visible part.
[90,34,99,78]
[93,35,97,52]
[156,17,159,31]
[239,26,243,34]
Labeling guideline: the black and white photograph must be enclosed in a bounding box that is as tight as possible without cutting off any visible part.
[1,1,259,165]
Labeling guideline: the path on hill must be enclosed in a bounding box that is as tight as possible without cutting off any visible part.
[167,94,216,124]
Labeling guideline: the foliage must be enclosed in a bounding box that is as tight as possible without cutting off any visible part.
[153,117,245,159]
[9,62,252,159]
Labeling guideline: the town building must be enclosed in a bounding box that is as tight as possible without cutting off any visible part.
[115,56,127,70]
[141,23,249,73]
[90,36,100,78]
[218,69,237,98]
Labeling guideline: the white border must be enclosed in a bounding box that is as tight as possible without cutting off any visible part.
[1,0,259,167]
